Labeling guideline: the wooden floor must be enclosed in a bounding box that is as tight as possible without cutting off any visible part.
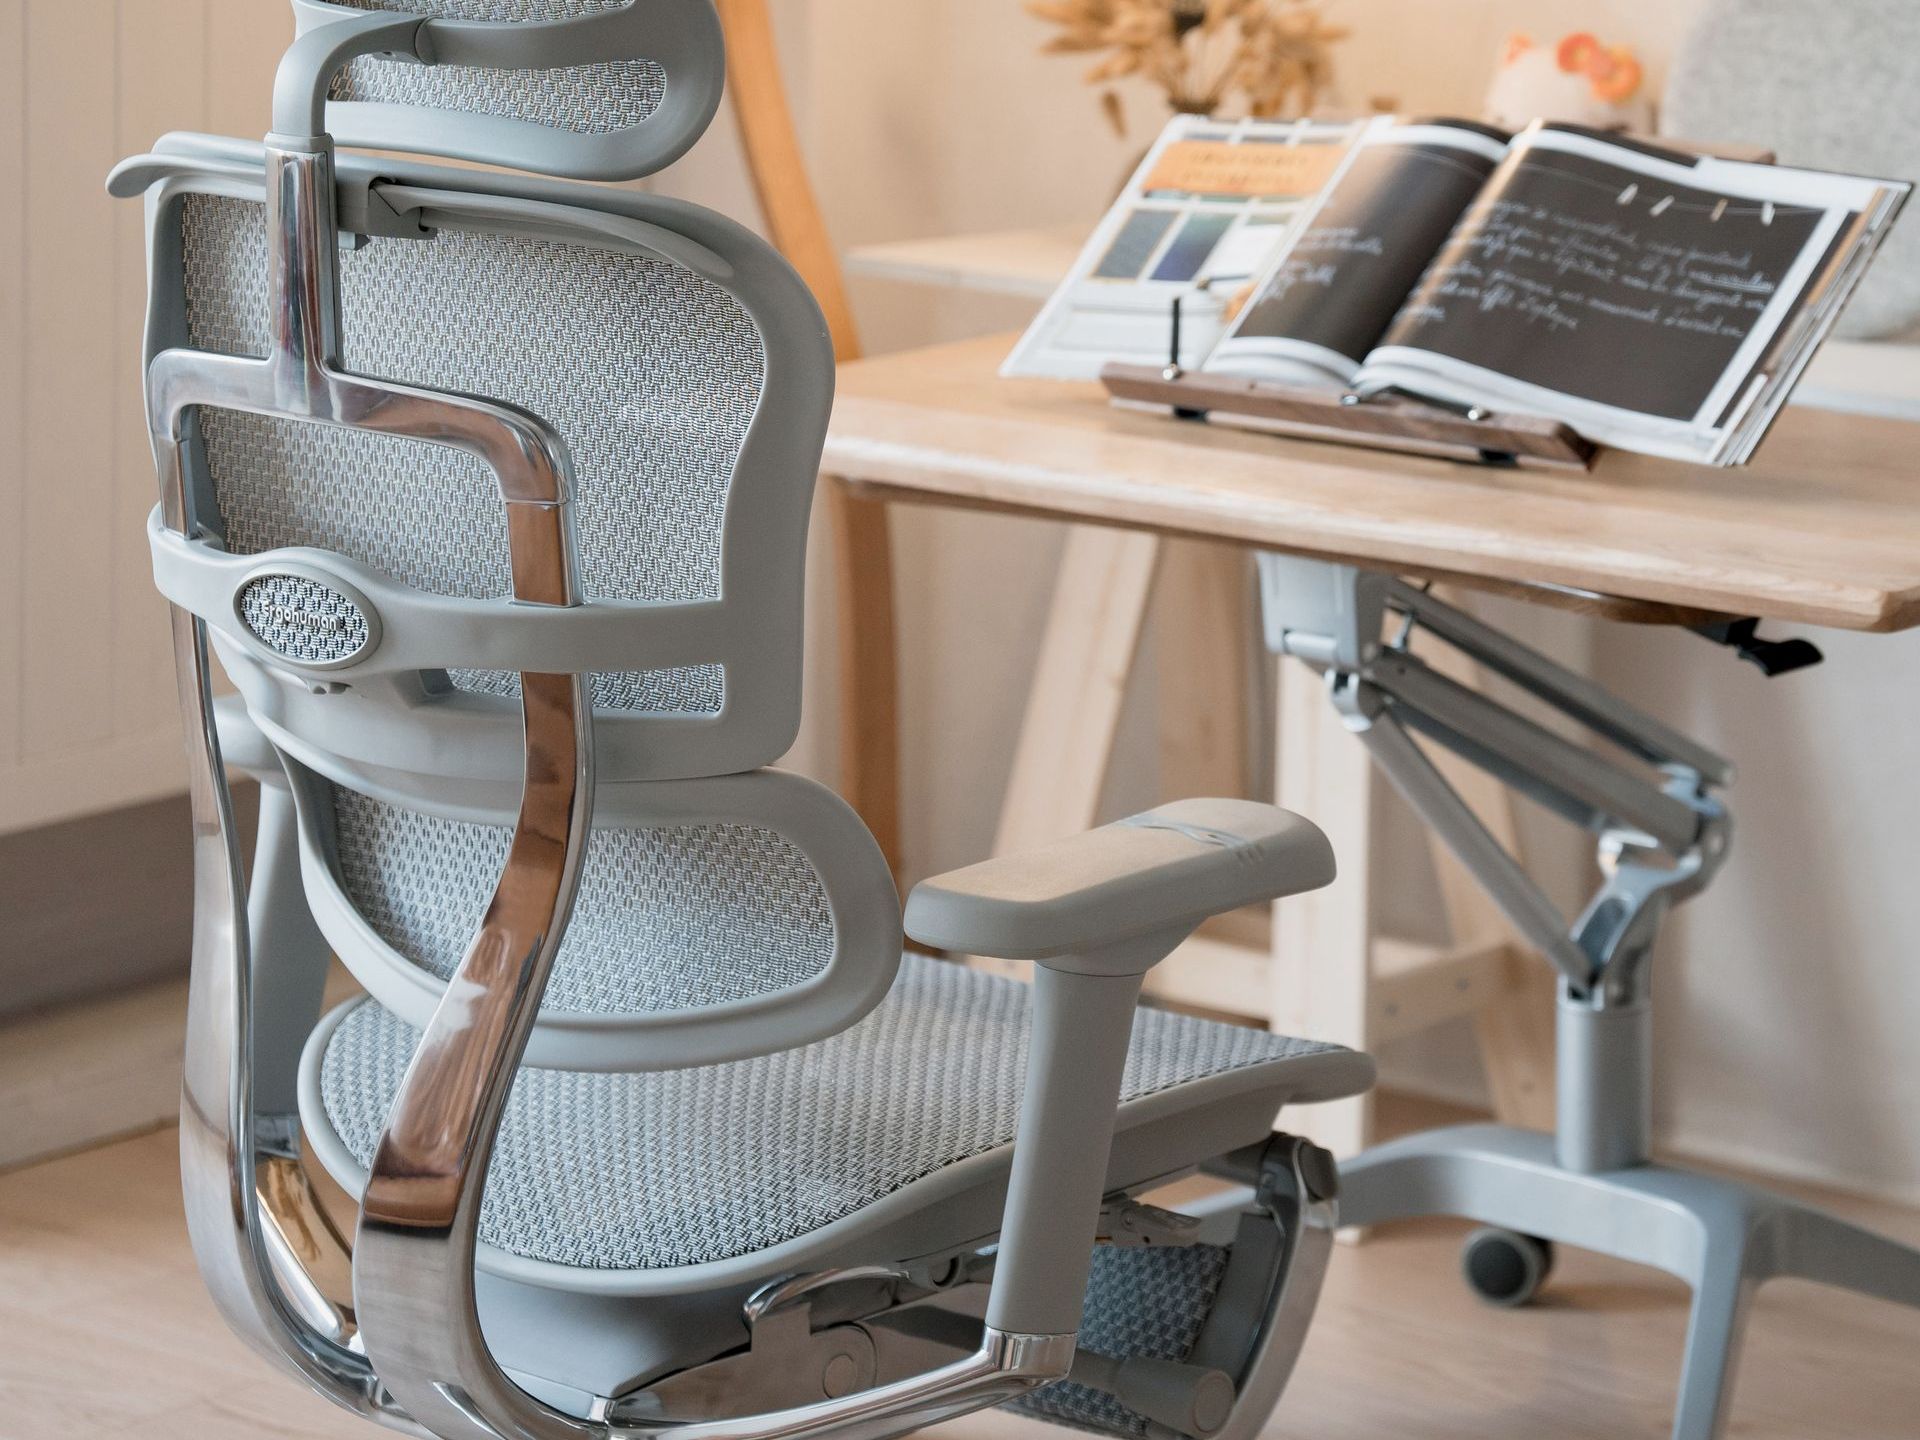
[4,1117,1920,1440]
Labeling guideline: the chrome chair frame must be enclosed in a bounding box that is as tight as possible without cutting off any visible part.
[151,15,1089,1439]
[161,18,594,1432]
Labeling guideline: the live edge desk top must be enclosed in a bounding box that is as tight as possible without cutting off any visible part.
[824,334,1920,633]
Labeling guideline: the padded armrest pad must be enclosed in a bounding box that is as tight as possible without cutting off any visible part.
[904,799,1335,966]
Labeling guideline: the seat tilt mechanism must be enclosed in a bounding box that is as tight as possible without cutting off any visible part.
[604,1135,1336,1440]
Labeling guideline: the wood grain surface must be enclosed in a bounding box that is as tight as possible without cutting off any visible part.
[828,335,1920,632]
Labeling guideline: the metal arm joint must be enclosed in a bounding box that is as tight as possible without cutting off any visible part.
[1258,554,1736,1004]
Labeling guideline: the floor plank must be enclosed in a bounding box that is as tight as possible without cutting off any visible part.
[3,1111,1918,1439]
[0,1129,370,1439]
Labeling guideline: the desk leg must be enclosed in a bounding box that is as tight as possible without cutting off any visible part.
[827,478,903,882]
[991,525,1163,853]
[1153,540,1255,804]
[1139,541,1263,1010]
[979,526,1163,979]
[1273,655,1377,1160]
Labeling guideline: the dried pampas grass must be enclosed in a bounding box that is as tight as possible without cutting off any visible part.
[1027,0,1348,133]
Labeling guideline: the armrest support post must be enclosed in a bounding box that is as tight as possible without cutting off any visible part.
[909,800,1339,1338]
[984,966,1150,1338]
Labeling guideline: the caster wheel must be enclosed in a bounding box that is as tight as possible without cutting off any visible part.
[1460,1227,1555,1308]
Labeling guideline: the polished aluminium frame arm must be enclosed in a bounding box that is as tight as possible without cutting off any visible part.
[153,12,589,1434]
[158,14,1077,1440]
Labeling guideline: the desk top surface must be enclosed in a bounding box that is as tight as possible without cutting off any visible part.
[825,334,1920,633]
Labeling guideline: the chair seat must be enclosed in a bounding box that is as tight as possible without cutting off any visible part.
[301,954,1370,1289]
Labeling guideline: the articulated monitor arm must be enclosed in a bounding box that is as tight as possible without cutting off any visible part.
[1259,559,1733,1007]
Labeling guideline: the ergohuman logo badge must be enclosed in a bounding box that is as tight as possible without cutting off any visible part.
[261,602,351,635]
[238,574,373,666]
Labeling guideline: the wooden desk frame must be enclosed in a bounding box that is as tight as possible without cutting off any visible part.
[722,0,904,877]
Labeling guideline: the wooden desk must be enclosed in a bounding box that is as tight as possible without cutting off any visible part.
[828,334,1920,633]
[823,333,1920,1154]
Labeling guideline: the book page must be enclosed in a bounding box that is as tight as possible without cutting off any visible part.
[1003,116,1358,381]
[1369,129,1838,422]
[1205,118,1511,386]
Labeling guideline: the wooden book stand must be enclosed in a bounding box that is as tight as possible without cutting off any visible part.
[1097,136,1776,474]
[1101,363,1598,472]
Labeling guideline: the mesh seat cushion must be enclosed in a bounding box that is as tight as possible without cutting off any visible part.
[311,954,1357,1273]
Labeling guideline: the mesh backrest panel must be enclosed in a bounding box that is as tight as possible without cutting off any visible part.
[331,786,835,1014]
[447,665,724,716]
[326,0,668,138]
[180,193,761,715]
[201,415,512,597]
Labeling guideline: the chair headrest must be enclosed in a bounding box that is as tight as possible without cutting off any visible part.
[294,0,725,181]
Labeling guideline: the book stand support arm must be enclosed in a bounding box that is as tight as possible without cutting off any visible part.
[1104,365,1597,471]
[1257,554,1920,1440]
[1099,297,1598,471]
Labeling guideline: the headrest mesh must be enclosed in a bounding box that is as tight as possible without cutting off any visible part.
[325,0,667,137]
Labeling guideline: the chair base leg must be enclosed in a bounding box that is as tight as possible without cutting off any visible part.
[1338,1123,1920,1440]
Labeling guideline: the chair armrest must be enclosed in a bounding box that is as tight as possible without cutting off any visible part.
[904,798,1335,973]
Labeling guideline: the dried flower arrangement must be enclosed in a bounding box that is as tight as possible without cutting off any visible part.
[1026,0,1350,135]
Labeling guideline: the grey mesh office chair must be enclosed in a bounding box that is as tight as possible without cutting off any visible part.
[108,6,1374,1438]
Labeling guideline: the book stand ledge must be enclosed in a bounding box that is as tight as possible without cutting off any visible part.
[1101,361,1598,472]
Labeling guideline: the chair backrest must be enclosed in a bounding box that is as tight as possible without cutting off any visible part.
[126,0,901,1072]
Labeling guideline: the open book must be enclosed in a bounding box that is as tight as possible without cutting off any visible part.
[1003,115,1359,381]
[1206,117,1909,464]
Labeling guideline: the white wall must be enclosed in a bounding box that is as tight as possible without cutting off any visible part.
[1600,623,1920,1202]
[683,0,1920,1203]
[0,0,292,837]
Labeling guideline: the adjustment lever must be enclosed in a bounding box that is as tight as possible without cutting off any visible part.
[1690,618,1824,677]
